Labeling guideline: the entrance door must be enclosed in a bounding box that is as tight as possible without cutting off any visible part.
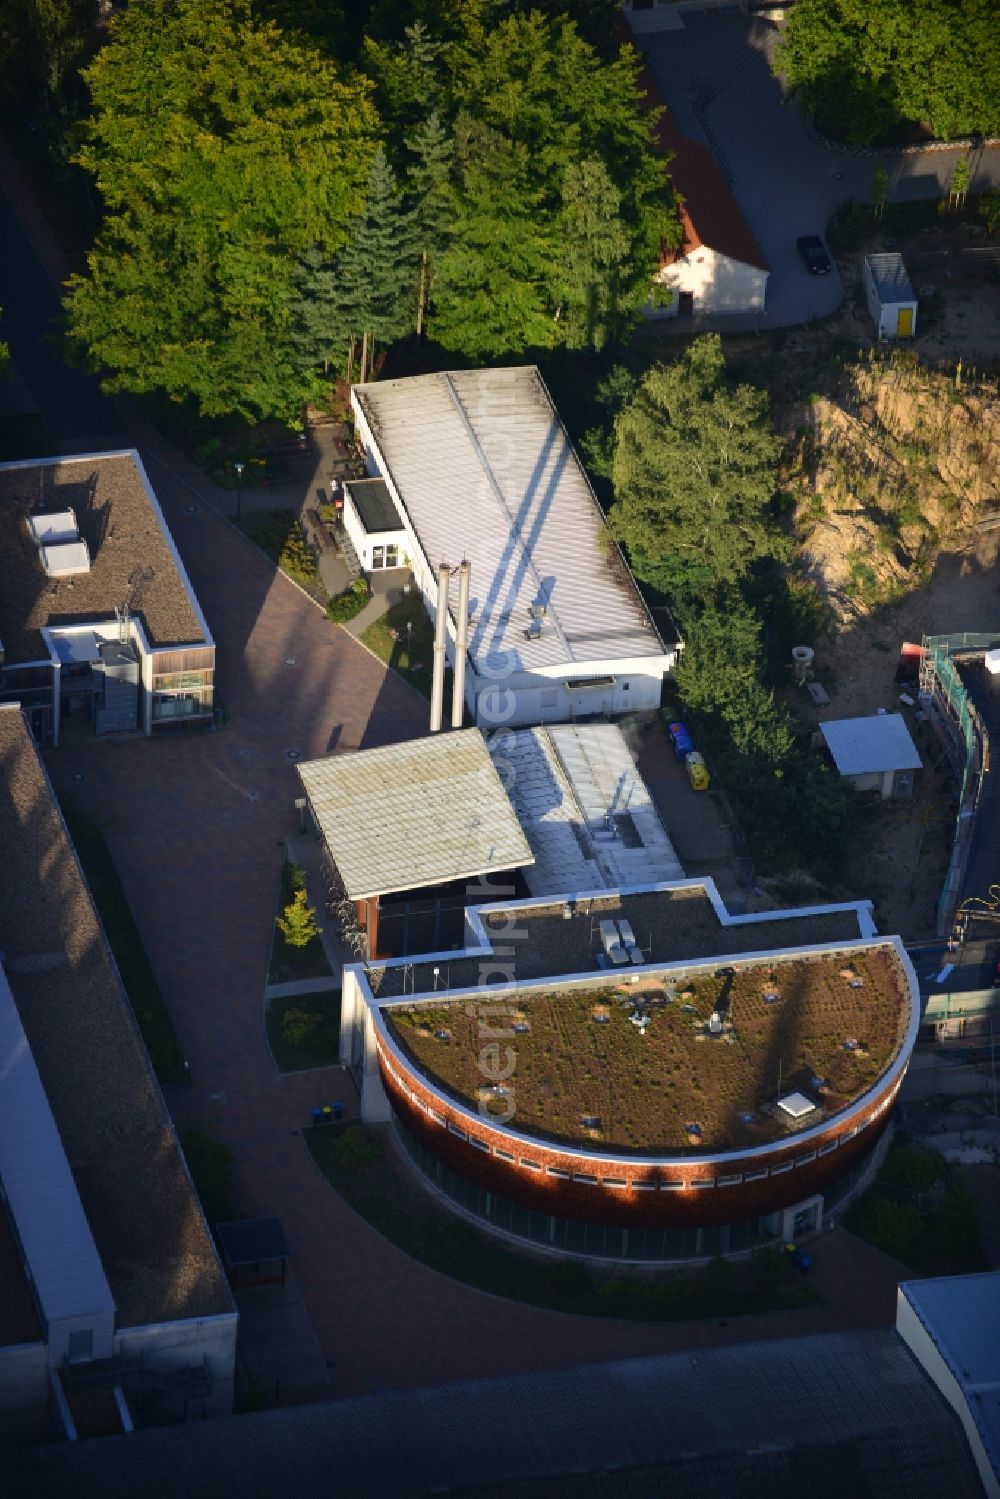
[793,1203,819,1237]
[896,306,913,337]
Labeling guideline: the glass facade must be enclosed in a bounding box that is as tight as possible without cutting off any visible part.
[395,1120,788,1262]
[151,667,214,721]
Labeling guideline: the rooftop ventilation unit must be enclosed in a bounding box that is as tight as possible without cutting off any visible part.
[28,508,91,577]
[776,1091,817,1120]
[528,602,547,620]
[523,620,542,641]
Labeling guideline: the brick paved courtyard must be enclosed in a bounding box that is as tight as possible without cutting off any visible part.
[40,482,909,1400]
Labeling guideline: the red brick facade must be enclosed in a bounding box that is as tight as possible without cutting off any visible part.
[377,1039,901,1228]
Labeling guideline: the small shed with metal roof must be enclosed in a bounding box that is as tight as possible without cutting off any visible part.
[819,712,922,799]
[296,730,534,958]
[864,253,918,340]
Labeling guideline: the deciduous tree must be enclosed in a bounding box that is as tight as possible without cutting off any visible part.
[775,0,1000,148]
[63,0,378,422]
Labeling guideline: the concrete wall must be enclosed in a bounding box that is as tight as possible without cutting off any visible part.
[49,1307,115,1369]
[649,248,768,317]
[0,1340,51,1447]
[896,1289,999,1499]
[117,1312,238,1423]
[473,664,666,730]
[341,492,409,574]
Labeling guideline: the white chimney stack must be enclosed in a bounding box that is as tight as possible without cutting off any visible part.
[452,560,471,729]
[430,562,451,733]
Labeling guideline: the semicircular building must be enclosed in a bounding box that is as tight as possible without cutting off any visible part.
[342,879,920,1262]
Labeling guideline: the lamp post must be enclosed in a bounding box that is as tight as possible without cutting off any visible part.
[234,460,245,522]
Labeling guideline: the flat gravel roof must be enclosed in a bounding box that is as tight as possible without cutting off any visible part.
[0,706,232,1329]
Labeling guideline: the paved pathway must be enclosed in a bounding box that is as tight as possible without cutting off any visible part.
[2,128,915,1400]
[265,977,340,1000]
[638,10,1000,329]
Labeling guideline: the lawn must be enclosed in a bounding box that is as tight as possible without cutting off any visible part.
[361,591,453,705]
[844,1139,988,1275]
[266,989,341,1072]
[60,800,187,1085]
[238,509,327,606]
[180,1122,239,1227]
[387,948,907,1153]
[268,863,334,985]
[307,1122,818,1319]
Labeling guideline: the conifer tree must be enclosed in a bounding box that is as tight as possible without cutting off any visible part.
[406,111,454,336]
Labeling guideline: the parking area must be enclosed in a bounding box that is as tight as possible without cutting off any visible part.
[629,715,752,906]
[637,9,1000,328]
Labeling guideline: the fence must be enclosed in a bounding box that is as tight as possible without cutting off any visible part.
[920,634,997,933]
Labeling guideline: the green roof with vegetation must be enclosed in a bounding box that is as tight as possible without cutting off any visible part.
[386,947,909,1154]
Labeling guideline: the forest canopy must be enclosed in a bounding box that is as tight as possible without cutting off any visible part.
[774,0,1000,147]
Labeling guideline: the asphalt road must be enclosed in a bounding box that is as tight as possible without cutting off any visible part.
[0,181,125,449]
[638,10,1000,329]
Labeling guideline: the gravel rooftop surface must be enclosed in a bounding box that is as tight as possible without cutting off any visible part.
[370,887,865,1000]
[387,945,909,1152]
[0,707,232,1329]
[0,453,204,664]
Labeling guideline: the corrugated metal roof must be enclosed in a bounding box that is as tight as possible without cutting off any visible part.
[0,964,115,1333]
[296,730,534,901]
[867,252,916,304]
[3,1329,984,1498]
[900,1273,1000,1488]
[820,713,922,777]
[495,724,683,896]
[353,368,668,675]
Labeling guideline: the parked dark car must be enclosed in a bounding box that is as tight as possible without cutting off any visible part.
[668,721,694,760]
[796,235,832,275]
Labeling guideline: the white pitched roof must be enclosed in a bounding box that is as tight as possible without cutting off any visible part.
[820,714,922,777]
[494,724,683,897]
[297,730,534,901]
[353,368,668,675]
[0,964,115,1332]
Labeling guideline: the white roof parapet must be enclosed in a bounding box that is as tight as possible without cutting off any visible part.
[296,729,535,902]
[0,964,115,1345]
[819,713,922,777]
[352,368,668,676]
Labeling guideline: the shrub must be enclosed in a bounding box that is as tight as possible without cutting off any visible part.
[846,1194,923,1261]
[181,1123,237,1226]
[278,520,317,584]
[327,577,370,623]
[879,1142,945,1194]
[331,1124,378,1169]
[277,888,320,948]
[244,511,317,585]
[281,1007,323,1048]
